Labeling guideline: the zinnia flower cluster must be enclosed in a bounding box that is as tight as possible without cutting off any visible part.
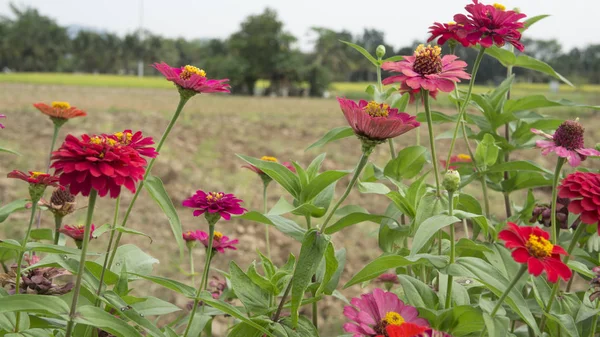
[182,190,246,221]
[558,171,600,233]
[153,62,230,97]
[50,131,157,198]
[182,229,238,253]
[532,120,600,167]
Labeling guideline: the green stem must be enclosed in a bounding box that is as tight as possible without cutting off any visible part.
[479,265,528,337]
[53,214,63,245]
[189,248,195,287]
[47,123,61,170]
[445,46,486,167]
[306,215,312,229]
[502,48,515,219]
[94,196,121,307]
[106,96,190,270]
[13,201,38,332]
[263,182,270,259]
[422,91,441,197]
[445,191,456,309]
[388,140,396,159]
[64,190,98,337]
[550,158,566,244]
[376,60,396,160]
[462,218,470,240]
[273,279,293,322]
[321,153,370,232]
[183,224,215,337]
[481,176,491,219]
[590,300,600,337]
[312,300,318,329]
[415,103,420,146]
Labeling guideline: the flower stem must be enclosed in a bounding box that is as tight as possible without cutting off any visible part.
[481,176,491,219]
[590,300,600,337]
[106,96,190,270]
[53,214,63,245]
[375,59,396,160]
[263,181,271,259]
[445,46,486,167]
[422,91,441,197]
[189,247,195,287]
[502,47,515,219]
[415,103,420,146]
[94,196,121,307]
[321,153,370,232]
[64,190,98,337]
[47,123,61,170]
[13,201,38,332]
[479,265,528,337]
[462,218,470,239]
[388,140,396,159]
[550,157,566,244]
[183,224,215,337]
[445,191,455,309]
[273,279,293,322]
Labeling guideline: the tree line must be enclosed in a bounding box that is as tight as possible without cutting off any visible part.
[1,4,599,96]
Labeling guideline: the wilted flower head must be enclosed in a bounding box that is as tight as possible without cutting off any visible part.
[382,44,470,93]
[152,62,230,98]
[182,190,246,222]
[197,230,239,253]
[529,197,570,229]
[208,276,227,299]
[33,101,87,126]
[428,21,470,47]
[343,288,428,336]
[8,170,60,202]
[41,187,76,218]
[532,120,600,167]
[558,171,600,233]
[59,224,96,248]
[0,254,73,295]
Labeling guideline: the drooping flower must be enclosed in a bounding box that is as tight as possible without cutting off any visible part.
[242,156,296,176]
[33,101,87,126]
[8,170,60,202]
[0,254,73,295]
[50,132,156,198]
[427,22,470,47]
[338,98,420,152]
[382,45,470,93]
[498,222,572,283]
[182,190,246,221]
[558,171,600,233]
[197,230,239,253]
[343,288,429,337]
[440,154,472,170]
[40,187,77,219]
[531,120,600,167]
[529,197,571,229]
[454,1,526,51]
[152,62,230,97]
[59,224,96,242]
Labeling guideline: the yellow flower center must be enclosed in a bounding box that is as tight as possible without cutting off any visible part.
[364,101,390,118]
[51,101,71,109]
[413,44,443,75]
[30,171,44,178]
[114,131,133,143]
[526,234,553,258]
[206,192,224,202]
[213,231,224,240]
[383,311,405,326]
[89,136,103,145]
[448,21,456,25]
[493,3,506,10]
[179,65,206,80]
[260,156,278,162]
[457,154,471,161]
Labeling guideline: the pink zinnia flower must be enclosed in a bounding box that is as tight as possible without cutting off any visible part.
[531,120,600,167]
[382,45,470,93]
[242,156,296,175]
[338,98,420,143]
[152,62,230,95]
[8,170,59,187]
[427,22,470,47]
[386,324,451,337]
[343,288,429,337]
[454,1,526,51]
[182,190,246,221]
[196,230,238,253]
[182,230,200,242]
[59,224,96,241]
[0,114,5,129]
[558,171,600,233]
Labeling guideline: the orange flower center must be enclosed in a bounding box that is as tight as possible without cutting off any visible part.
[526,234,553,258]
[457,154,471,161]
[179,65,206,80]
[413,44,443,76]
[213,231,224,240]
[493,3,506,10]
[30,171,45,179]
[114,131,134,144]
[206,192,224,202]
[364,101,390,118]
[383,311,405,326]
[260,156,278,162]
[51,101,71,109]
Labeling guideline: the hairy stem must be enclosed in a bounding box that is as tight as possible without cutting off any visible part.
[422,91,441,197]
[94,196,121,307]
[263,182,270,259]
[550,157,566,244]
[445,191,456,309]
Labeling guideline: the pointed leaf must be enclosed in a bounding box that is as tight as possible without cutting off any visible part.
[305,126,354,151]
[145,176,184,260]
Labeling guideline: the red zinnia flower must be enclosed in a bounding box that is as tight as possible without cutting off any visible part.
[338,98,420,142]
[8,170,59,187]
[33,102,87,121]
[498,222,572,283]
[454,1,526,51]
[152,62,230,95]
[440,154,473,170]
[385,325,452,337]
[427,22,470,47]
[558,171,600,233]
[242,156,296,175]
[50,132,156,198]
[59,224,96,241]
[196,230,238,253]
[531,120,600,167]
[109,130,159,158]
[182,190,246,221]
[382,45,470,93]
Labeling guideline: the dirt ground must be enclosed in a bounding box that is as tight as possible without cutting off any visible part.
[0,83,598,336]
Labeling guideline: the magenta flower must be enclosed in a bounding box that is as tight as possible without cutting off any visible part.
[182,230,200,242]
[427,22,470,47]
[382,45,470,93]
[196,230,238,253]
[343,288,429,336]
[152,62,230,95]
[0,114,5,129]
[338,98,420,143]
[531,120,600,167]
[59,224,96,247]
[110,130,159,158]
[8,170,59,187]
[454,1,526,51]
[182,190,246,221]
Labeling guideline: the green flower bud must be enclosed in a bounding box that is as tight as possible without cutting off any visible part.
[376,45,386,59]
[443,170,461,193]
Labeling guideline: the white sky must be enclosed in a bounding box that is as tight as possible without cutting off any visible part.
[0,0,596,52]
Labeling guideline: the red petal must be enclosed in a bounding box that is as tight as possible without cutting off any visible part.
[527,257,544,276]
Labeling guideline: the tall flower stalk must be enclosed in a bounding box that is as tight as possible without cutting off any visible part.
[94,196,121,306]
[13,201,38,331]
[422,91,441,196]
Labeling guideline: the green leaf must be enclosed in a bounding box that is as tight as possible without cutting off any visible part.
[279,316,321,337]
[324,212,392,235]
[145,175,184,260]
[397,274,439,309]
[230,261,271,315]
[475,134,500,169]
[290,229,330,327]
[514,54,573,86]
[131,296,181,316]
[75,305,143,337]
[0,199,29,223]
[357,181,390,195]
[0,294,69,316]
[0,146,21,156]
[238,212,306,242]
[501,171,552,193]
[315,243,338,296]
[0,239,23,252]
[410,215,461,255]
[389,92,410,111]
[383,55,404,62]
[28,228,53,241]
[4,328,52,337]
[542,313,580,337]
[384,146,427,180]
[340,40,379,67]
[386,191,415,219]
[24,242,84,255]
[238,155,301,198]
[114,227,153,243]
[324,248,346,295]
[299,170,348,203]
[414,192,448,229]
[184,313,211,337]
[504,95,600,114]
[483,313,510,337]
[521,14,550,31]
[305,153,327,180]
[100,291,164,337]
[128,273,196,298]
[486,160,551,174]
[483,46,516,67]
[344,254,448,288]
[114,263,129,296]
[99,244,158,277]
[305,126,354,151]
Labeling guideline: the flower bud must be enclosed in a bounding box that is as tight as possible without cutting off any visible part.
[442,170,461,193]
[376,45,386,59]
